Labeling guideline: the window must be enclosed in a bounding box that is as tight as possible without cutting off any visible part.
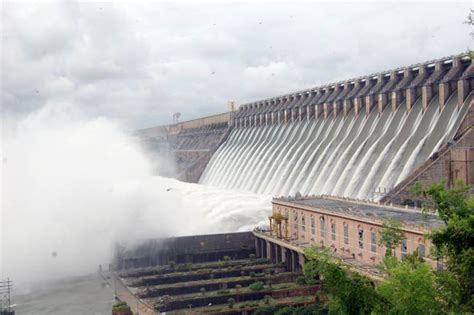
[301,214,306,232]
[293,212,298,230]
[418,243,425,258]
[320,217,325,238]
[344,223,349,245]
[311,216,315,235]
[371,231,377,253]
[331,222,336,241]
[401,240,407,260]
[358,227,364,249]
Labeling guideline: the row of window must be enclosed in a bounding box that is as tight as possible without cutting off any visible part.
[289,211,426,257]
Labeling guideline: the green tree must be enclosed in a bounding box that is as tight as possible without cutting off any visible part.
[304,247,380,315]
[376,255,443,314]
[414,180,474,309]
[302,260,320,284]
[378,219,406,257]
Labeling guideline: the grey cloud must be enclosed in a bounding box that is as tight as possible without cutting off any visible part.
[1,1,472,128]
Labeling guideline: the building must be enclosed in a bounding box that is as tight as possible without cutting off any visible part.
[253,195,444,278]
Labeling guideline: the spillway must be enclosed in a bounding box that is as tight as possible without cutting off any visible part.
[200,52,473,200]
[201,92,469,200]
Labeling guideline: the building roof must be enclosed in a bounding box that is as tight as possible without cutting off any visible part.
[273,196,444,230]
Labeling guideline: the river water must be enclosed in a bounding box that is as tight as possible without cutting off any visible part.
[12,274,114,315]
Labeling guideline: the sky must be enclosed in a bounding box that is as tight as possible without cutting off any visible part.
[1,0,472,129]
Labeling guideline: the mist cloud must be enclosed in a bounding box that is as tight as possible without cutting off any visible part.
[0,104,270,290]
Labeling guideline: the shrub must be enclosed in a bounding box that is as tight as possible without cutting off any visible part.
[228,297,235,308]
[253,305,281,315]
[296,276,306,285]
[275,306,294,315]
[249,281,264,291]
[249,253,256,260]
[235,284,242,291]
[200,287,206,295]
[217,289,230,295]
[168,260,176,269]
[255,258,270,264]
[250,271,256,277]
[112,301,130,312]
[223,255,231,261]
[264,295,272,304]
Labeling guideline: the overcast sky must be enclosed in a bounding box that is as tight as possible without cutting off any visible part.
[1,1,472,129]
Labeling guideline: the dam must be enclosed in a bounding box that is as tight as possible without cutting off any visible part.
[140,53,473,203]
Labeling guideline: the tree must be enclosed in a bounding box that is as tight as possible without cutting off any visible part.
[378,219,405,257]
[304,247,380,315]
[414,180,474,309]
[303,260,320,284]
[376,255,444,314]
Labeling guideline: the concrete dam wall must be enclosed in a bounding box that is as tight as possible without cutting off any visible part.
[137,112,232,182]
[201,54,473,200]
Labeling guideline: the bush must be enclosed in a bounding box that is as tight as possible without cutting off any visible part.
[250,271,256,277]
[275,306,295,315]
[168,260,176,269]
[264,295,272,304]
[296,276,306,285]
[112,301,130,312]
[200,287,206,295]
[293,304,326,315]
[228,297,235,308]
[223,255,231,261]
[249,253,256,260]
[249,281,264,291]
[253,305,281,315]
[235,284,242,290]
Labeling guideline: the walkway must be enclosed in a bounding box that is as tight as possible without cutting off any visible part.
[101,271,157,315]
